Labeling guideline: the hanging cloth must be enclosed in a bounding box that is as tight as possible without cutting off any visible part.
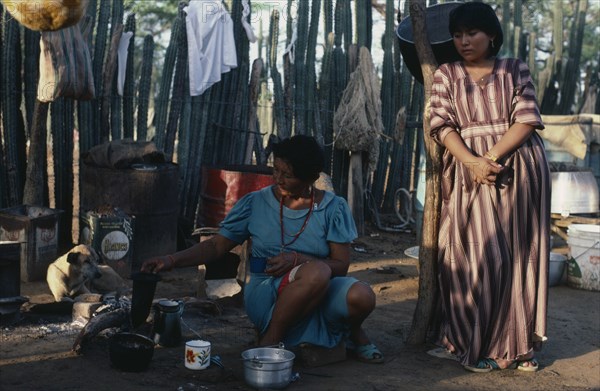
[37,25,95,102]
[184,0,238,96]
[283,19,297,64]
[117,31,134,96]
[241,0,257,43]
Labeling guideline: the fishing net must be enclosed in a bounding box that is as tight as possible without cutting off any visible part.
[333,47,383,172]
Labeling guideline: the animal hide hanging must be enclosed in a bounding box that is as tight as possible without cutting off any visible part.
[1,0,89,31]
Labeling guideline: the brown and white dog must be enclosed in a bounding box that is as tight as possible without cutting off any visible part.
[46,244,129,302]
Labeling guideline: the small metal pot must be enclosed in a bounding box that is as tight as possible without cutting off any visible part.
[241,346,295,389]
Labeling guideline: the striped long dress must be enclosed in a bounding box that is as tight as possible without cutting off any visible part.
[429,58,551,366]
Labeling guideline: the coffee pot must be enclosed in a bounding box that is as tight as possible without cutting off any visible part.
[153,299,183,347]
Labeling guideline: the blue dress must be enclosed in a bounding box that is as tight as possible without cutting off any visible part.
[219,185,359,348]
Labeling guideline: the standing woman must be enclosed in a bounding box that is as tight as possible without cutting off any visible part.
[428,2,550,372]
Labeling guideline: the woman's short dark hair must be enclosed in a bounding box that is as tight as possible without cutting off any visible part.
[272,135,324,182]
[449,2,503,56]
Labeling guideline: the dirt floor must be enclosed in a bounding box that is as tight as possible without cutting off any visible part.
[1,225,599,391]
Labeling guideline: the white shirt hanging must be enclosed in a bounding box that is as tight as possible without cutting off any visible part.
[117,31,134,96]
[184,0,238,96]
[241,0,257,43]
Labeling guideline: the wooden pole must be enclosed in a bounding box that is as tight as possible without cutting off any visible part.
[348,152,364,236]
[23,100,49,206]
[406,0,443,345]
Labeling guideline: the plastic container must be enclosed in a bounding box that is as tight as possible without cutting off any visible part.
[549,253,567,287]
[198,165,273,227]
[567,224,600,291]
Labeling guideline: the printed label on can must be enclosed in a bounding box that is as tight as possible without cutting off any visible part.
[101,231,130,261]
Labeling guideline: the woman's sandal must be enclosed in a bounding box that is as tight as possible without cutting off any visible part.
[517,358,539,372]
[347,342,384,364]
[427,347,459,362]
[464,358,517,373]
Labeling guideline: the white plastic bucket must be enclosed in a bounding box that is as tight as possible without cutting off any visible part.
[567,224,600,291]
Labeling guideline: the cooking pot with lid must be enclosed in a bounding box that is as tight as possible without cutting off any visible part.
[241,345,295,389]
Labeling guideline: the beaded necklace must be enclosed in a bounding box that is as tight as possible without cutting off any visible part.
[279,189,315,251]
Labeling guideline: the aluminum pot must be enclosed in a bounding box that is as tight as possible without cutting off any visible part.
[241,346,295,389]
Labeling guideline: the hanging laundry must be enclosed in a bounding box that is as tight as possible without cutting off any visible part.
[283,19,297,64]
[117,31,134,96]
[184,0,238,96]
[241,0,257,43]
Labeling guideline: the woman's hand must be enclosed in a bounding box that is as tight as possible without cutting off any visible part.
[265,252,298,277]
[140,255,174,274]
[466,156,504,185]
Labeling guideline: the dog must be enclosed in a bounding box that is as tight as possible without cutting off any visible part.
[92,264,130,297]
[47,244,130,302]
[47,244,102,302]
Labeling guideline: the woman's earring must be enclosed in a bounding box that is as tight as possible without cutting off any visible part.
[491,40,495,49]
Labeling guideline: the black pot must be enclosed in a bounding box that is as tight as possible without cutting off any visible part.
[396,2,463,84]
[109,332,155,372]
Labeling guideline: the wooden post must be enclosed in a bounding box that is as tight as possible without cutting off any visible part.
[348,151,364,236]
[23,100,49,206]
[406,0,443,345]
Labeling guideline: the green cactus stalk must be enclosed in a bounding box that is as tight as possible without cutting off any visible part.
[51,98,74,246]
[23,29,41,136]
[306,0,321,139]
[154,14,183,150]
[373,0,397,204]
[176,67,192,204]
[270,9,289,139]
[136,34,154,141]
[108,1,124,140]
[283,1,294,131]
[92,0,111,145]
[355,0,367,49]
[319,31,334,173]
[122,13,136,139]
[164,11,188,161]
[2,16,26,205]
[294,0,309,135]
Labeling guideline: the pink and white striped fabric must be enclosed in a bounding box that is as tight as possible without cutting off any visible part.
[429,58,551,366]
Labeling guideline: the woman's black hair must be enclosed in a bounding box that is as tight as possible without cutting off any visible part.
[272,135,324,182]
[449,2,503,56]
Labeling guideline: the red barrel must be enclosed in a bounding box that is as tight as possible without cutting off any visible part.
[199,165,274,227]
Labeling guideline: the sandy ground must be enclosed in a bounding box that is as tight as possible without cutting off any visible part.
[1,227,599,391]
